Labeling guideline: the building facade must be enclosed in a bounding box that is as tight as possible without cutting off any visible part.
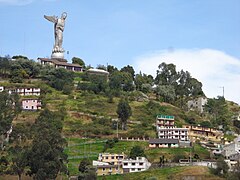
[149,138,179,148]
[183,125,223,142]
[187,97,208,113]
[122,157,151,173]
[98,153,125,165]
[38,58,83,72]
[95,165,123,176]
[22,99,41,110]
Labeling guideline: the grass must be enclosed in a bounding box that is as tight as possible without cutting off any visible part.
[97,166,223,180]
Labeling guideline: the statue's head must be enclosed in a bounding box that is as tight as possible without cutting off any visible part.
[61,12,67,19]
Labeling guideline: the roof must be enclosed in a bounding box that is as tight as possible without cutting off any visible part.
[149,138,179,144]
[157,115,174,120]
[87,68,109,75]
[38,58,83,68]
[157,128,188,131]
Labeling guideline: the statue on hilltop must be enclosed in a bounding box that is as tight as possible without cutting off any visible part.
[44,12,67,59]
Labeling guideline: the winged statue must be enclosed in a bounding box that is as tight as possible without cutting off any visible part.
[44,12,67,58]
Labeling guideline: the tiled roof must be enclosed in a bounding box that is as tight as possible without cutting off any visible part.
[38,58,82,68]
[149,138,179,144]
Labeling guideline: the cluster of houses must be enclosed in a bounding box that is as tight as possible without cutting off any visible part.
[0,86,41,110]
[93,153,151,176]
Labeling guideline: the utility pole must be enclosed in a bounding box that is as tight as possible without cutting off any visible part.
[219,86,224,97]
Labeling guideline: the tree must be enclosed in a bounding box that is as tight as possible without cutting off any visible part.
[72,57,85,67]
[156,85,176,103]
[27,109,67,179]
[11,146,28,180]
[0,92,21,150]
[109,71,134,91]
[120,65,135,79]
[155,62,178,85]
[129,146,145,159]
[212,157,229,177]
[78,158,96,180]
[116,98,132,130]
[107,65,118,75]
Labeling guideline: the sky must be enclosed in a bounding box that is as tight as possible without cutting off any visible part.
[0,0,239,104]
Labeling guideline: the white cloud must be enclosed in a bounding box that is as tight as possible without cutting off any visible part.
[0,0,57,6]
[0,0,34,5]
[134,49,240,104]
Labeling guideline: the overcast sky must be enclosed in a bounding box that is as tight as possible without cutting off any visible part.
[0,0,239,104]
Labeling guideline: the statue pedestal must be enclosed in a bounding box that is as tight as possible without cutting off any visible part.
[51,51,64,59]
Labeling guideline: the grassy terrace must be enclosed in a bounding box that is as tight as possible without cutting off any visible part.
[97,166,223,180]
[65,138,210,176]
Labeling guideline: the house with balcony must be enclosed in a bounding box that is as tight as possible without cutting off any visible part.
[122,157,151,173]
[93,153,125,176]
[156,115,190,141]
[21,99,41,110]
[16,88,41,96]
[183,125,223,142]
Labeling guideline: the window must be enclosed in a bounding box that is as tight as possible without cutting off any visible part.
[32,106,34,109]
[132,163,136,166]
[123,163,128,166]
[111,156,114,159]
[103,168,105,171]
[105,156,108,159]
[131,168,135,171]
[138,168,141,171]
[139,163,143,166]
[25,106,28,109]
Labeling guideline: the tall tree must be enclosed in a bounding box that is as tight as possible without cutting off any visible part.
[155,62,178,85]
[117,98,132,130]
[27,109,67,179]
[0,92,21,150]
[120,65,135,80]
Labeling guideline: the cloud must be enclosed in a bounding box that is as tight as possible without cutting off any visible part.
[134,49,240,104]
[0,0,34,5]
[0,0,57,6]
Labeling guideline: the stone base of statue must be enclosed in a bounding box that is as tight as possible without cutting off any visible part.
[51,51,64,59]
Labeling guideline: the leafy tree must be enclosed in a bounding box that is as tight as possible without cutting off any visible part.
[186,78,204,96]
[107,65,118,75]
[109,71,134,91]
[200,121,212,128]
[156,85,176,103]
[155,62,178,86]
[211,157,229,177]
[117,98,132,130]
[135,72,153,92]
[96,64,107,71]
[78,158,96,180]
[0,92,21,150]
[12,55,28,60]
[129,146,145,159]
[44,68,74,92]
[27,109,67,179]
[120,65,135,79]
[72,57,85,67]
[205,96,231,130]
[0,57,11,78]
[10,146,28,180]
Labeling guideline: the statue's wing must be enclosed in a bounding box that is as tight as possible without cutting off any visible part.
[44,15,57,23]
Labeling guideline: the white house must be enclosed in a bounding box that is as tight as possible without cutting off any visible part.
[16,88,41,96]
[187,97,208,113]
[122,157,151,173]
